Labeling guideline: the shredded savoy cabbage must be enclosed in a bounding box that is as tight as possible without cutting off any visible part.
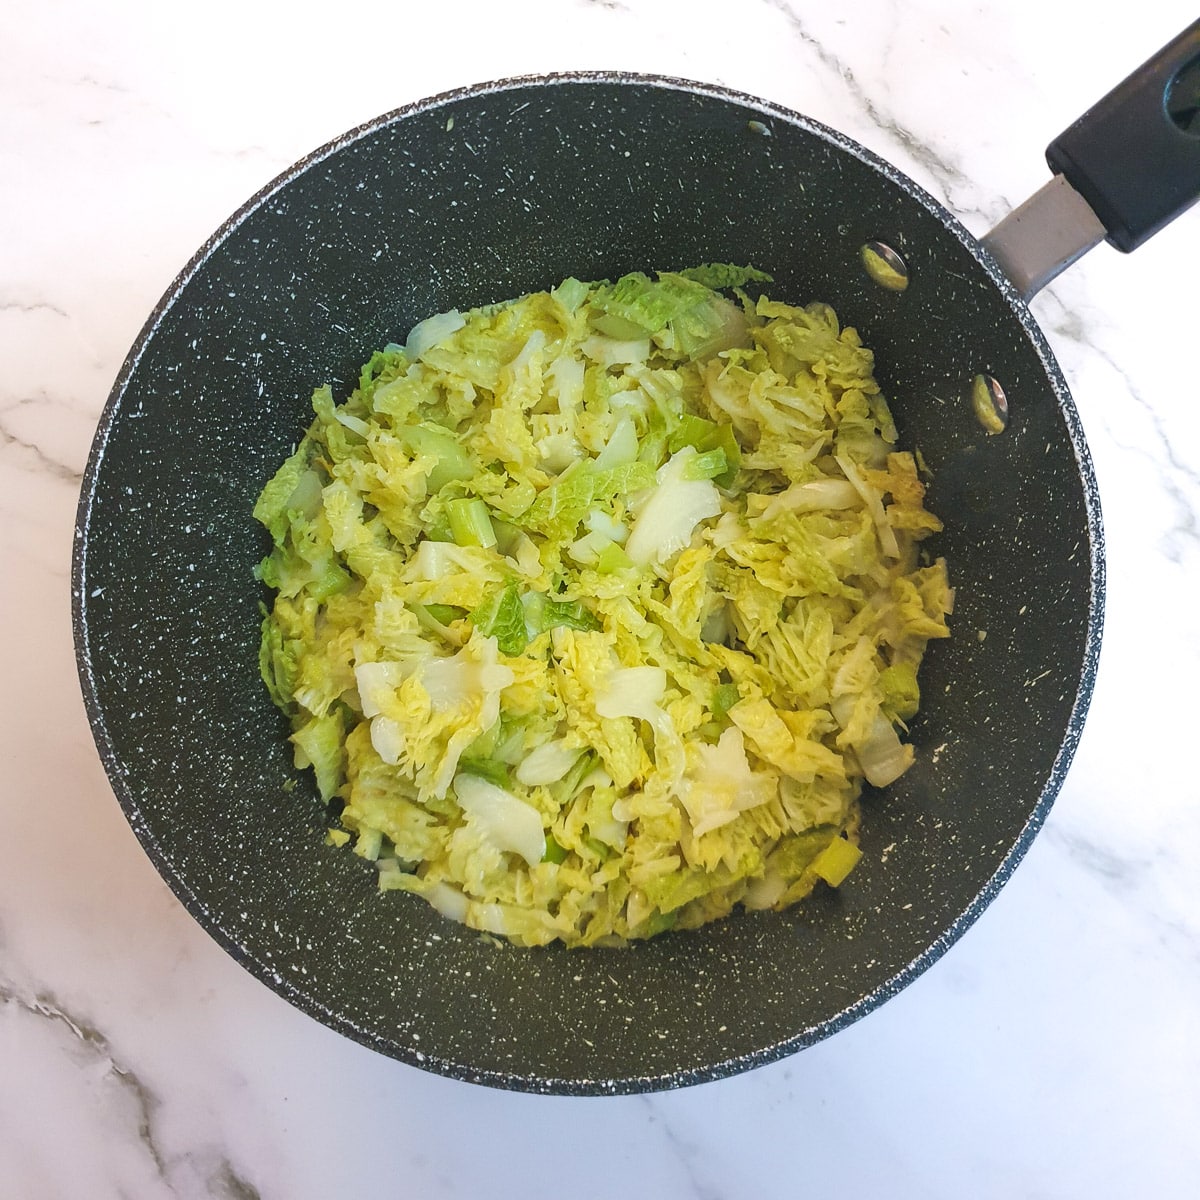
[254,266,953,947]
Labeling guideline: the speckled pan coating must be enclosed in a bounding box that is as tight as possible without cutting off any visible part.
[72,74,1104,1094]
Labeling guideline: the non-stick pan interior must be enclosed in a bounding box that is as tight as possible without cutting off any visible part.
[74,75,1102,1093]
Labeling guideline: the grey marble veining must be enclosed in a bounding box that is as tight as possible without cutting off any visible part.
[764,0,989,217]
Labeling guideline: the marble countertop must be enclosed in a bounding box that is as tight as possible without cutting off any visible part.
[5,1,1200,1196]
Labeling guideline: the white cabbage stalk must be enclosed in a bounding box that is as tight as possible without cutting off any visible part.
[707,510,745,551]
[420,638,514,711]
[466,902,509,935]
[678,726,776,837]
[536,431,582,473]
[453,772,546,866]
[423,637,514,798]
[515,739,585,787]
[355,661,419,765]
[354,660,411,717]
[357,638,517,796]
[608,388,651,418]
[592,414,638,470]
[284,468,324,518]
[410,539,493,581]
[405,309,465,359]
[572,766,625,848]
[582,507,628,543]
[625,447,722,565]
[830,692,914,787]
[610,795,638,822]
[424,880,470,922]
[595,665,683,775]
[465,901,559,941]
[595,665,666,721]
[702,358,757,440]
[579,335,651,366]
[835,453,900,559]
[567,528,615,566]
[333,408,370,437]
[507,532,542,578]
[508,328,546,375]
[831,639,878,698]
[760,477,860,521]
[852,713,914,787]
[742,871,788,910]
[369,715,407,765]
[547,352,584,412]
[589,811,628,851]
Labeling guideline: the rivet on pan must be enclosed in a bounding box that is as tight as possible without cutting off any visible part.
[860,241,909,291]
[747,119,772,137]
[971,373,1009,434]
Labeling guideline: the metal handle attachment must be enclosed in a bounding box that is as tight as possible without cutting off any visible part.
[982,21,1200,300]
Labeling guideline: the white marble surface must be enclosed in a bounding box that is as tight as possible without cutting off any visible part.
[4,0,1200,1195]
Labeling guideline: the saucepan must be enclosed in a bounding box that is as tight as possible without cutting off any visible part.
[72,23,1200,1092]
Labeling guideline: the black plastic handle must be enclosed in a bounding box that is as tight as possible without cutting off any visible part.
[1046,21,1200,253]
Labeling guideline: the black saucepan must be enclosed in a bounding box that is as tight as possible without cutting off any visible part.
[73,25,1200,1093]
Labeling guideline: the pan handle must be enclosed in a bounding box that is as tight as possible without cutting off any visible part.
[982,21,1200,300]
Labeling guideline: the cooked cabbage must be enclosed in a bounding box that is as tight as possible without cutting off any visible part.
[254,266,952,947]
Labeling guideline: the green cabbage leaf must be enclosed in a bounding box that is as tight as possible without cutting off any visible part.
[253,267,951,947]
